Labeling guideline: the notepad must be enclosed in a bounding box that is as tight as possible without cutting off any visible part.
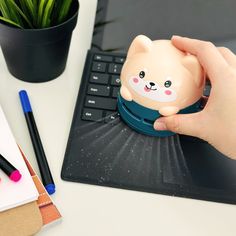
[22,151,62,226]
[0,106,38,212]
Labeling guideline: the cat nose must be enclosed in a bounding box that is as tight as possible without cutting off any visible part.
[149,82,155,86]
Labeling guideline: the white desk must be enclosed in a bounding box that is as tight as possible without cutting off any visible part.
[0,1,236,235]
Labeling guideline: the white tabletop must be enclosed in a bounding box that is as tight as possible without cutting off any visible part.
[1,0,236,235]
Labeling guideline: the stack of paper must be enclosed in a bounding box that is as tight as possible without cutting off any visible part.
[0,106,61,235]
[0,106,38,212]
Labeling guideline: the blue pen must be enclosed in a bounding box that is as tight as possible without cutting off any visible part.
[19,90,55,195]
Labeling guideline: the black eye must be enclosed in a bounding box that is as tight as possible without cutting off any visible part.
[139,71,145,78]
[164,80,172,88]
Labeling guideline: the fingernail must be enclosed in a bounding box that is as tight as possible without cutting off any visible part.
[171,35,181,40]
[154,121,167,130]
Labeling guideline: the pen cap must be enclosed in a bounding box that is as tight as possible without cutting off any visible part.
[0,154,22,181]
[19,90,32,113]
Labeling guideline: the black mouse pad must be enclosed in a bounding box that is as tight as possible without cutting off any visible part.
[61,51,236,204]
[61,104,236,204]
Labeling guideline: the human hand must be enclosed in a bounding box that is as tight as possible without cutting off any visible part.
[154,36,236,159]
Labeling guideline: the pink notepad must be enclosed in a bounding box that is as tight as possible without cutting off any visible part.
[0,106,38,212]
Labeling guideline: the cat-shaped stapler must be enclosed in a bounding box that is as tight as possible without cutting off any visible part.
[118,35,205,136]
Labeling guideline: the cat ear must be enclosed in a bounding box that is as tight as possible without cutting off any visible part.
[127,35,153,58]
[182,55,204,88]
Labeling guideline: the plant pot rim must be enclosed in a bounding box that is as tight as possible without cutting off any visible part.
[0,0,79,33]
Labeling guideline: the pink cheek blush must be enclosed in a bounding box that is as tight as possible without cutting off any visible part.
[133,78,139,83]
[165,90,172,95]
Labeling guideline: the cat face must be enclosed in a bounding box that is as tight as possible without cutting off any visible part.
[120,35,205,113]
[129,71,177,103]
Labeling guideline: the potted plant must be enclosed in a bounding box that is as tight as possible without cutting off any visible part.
[0,0,79,82]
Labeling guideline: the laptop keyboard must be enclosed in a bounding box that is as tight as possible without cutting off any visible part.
[81,52,126,123]
[81,51,211,123]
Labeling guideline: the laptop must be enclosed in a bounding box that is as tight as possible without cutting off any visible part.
[61,0,236,204]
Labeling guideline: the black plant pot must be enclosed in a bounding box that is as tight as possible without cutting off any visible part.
[0,0,79,83]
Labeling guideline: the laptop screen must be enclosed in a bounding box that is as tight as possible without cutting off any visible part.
[92,0,236,52]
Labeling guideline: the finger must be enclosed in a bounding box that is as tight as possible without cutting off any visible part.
[171,36,229,82]
[154,112,205,138]
[218,47,236,68]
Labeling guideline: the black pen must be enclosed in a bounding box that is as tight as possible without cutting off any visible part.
[19,90,55,194]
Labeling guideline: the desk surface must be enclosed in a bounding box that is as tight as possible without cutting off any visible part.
[0,1,236,235]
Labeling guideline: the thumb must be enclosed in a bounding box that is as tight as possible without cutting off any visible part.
[153,112,204,138]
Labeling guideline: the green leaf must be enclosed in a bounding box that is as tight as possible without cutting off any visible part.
[0,0,24,27]
[37,0,47,26]
[0,16,23,28]
[56,0,73,24]
[0,1,11,19]
[8,0,34,28]
[41,0,55,28]
[19,0,37,26]
[0,0,74,29]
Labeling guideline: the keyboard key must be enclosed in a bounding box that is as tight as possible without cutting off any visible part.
[94,54,113,62]
[104,111,120,124]
[111,75,121,86]
[85,96,117,110]
[115,57,125,64]
[92,62,107,73]
[112,87,120,98]
[90,73,109,84]
[82,108,103,121]
[87,84,111,97]
[108,63,123,74]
